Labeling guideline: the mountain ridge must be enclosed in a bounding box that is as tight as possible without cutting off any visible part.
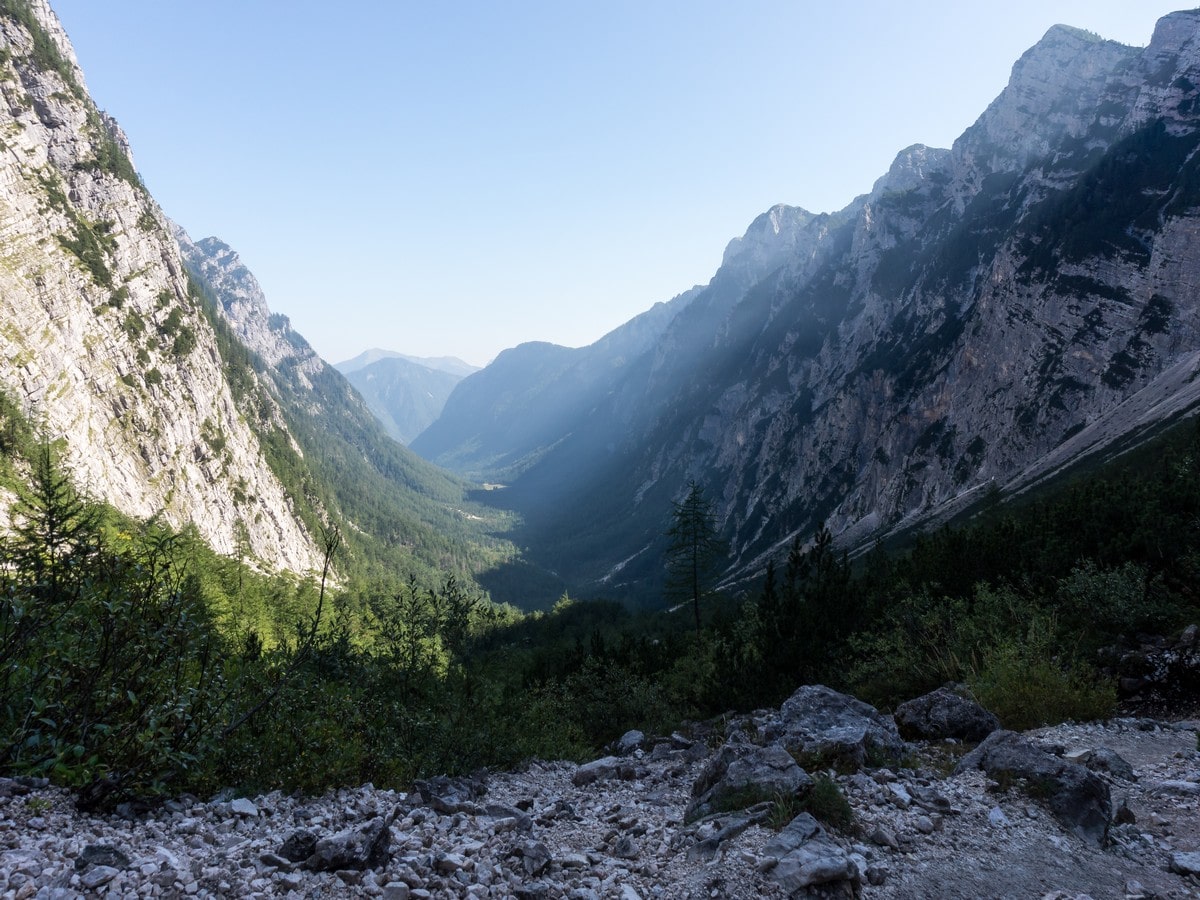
[336,348,478,378]
[417,8,1200,602]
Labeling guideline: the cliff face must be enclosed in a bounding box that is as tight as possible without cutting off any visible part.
[0,2,322,571]
[423,11,1200,594]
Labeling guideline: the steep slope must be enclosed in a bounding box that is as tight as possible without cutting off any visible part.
[336,355,466,445]
[0,0,521,592]
[0,0,321,572]
[175,232,519,585]
[425,11,1200,599]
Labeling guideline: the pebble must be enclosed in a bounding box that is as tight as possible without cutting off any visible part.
[1,717,1197,899]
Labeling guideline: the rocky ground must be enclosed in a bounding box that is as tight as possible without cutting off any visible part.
[1,687,1199,899]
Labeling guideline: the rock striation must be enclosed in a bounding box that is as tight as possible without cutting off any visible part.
[419,9,1200,597]
[0,2,322,572]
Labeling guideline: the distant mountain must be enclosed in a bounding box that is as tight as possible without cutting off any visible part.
[418,12,1200,601]
[411,289,699,480]
[337,348,479,378]
[337,356,466,445]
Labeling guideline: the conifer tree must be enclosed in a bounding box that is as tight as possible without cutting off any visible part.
[665,480,727,635]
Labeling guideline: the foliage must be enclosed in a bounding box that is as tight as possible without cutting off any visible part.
[971,629,1116,730]
[77,115,141,188]
[0,372,1195,811]
[56,217,115,289]
[797,775,856,834]
[0,445,231,807]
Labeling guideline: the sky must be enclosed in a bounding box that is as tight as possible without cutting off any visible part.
[49,2,1190,368]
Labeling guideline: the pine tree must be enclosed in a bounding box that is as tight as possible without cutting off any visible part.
[665,480,727,635]
[8,440,100,602]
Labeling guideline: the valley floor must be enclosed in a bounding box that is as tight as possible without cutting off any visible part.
[1,716,1198,899]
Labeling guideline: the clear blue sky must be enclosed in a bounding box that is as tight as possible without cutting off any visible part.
[50,2,1188,367]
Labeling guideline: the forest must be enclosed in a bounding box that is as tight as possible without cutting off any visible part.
[1,381,1198,810]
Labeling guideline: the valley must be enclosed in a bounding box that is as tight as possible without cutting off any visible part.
[0,3,1199,896]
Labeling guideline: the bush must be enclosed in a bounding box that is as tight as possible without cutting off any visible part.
[798,775,855,833]
[970,636,1116,730]
[0,446,236,807]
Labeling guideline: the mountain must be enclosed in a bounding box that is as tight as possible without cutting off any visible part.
[411,288,700,480]
[337,348,478,379]
[335,354,472,445]
[0,1,517,589]
[419,12,1200,600]
[0,0,322,572]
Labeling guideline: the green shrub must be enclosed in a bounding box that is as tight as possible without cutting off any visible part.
[0,447,236,808]
[969,623,1116,730]
[798,775,855,833]
[171,326,196,358]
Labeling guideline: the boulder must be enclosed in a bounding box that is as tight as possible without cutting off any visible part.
[229,797,259,817]
[1069,747,1136,782]
[279,829,318,863]
[893,685,1000,742]
[760,813,862,897]
[774,684,905,769]
[571,755,644,786]
[303,816,392,871]
[74,844,131,871]
[616,730,645,755]
[1170,851,1200,876]
[687,743,812,821]
[414,773,487,814]
[954,730,1111,845]
[514,841,550,877]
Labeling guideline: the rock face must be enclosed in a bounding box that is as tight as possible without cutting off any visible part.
[419,10,1200,597]
[0,3,322,572]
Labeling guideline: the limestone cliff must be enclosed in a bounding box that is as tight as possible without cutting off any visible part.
[0,1,322,572]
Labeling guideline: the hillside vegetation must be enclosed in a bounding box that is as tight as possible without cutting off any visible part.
[3,393,1197,807]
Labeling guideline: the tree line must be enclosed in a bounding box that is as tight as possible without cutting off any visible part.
[3,413,1198,809]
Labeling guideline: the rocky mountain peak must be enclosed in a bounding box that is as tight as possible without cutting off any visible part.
[1146,9,1200,62]
[176,230,320,376]
[1130,9,1200,130]
[870,144,952,197]
[959,23,1137,170]
[721,203,815,272]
